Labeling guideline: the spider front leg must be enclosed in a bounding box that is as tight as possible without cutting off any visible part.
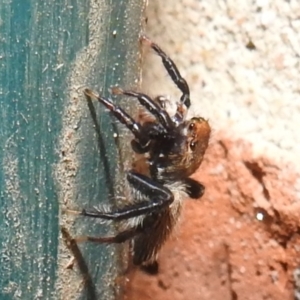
[111,87,174,130]
[141,35,191,120]
[84,88,152,153]
[84,88,173,154]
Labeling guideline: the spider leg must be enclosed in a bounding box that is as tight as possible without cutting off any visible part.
[72,170,174,221]
[84,88,151,152]
[141,35,191,109]
[74,227,141,244]
[154,95,187,125]
[111,87,174,130]
[183,178,205,199]
[84,88,174,153]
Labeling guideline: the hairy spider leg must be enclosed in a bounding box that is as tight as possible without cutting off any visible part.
[111,87,174,130]
[72,171,174,221]
[71,172,174,246]
[74,227,141,244]
[141,35,191,123]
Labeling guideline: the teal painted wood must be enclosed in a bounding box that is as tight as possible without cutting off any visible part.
[0,0,145,299]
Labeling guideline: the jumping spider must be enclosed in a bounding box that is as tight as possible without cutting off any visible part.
[70,35,211,270]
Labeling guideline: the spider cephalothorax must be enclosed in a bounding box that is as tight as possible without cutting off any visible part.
[71,35,211,269]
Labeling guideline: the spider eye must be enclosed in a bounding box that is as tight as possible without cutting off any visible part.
[188,122,195,130]
[190,141,197,151]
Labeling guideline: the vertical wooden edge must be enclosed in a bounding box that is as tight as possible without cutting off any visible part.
[55,1,148,299]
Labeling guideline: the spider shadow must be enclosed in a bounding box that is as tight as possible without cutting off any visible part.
[61,227,98,300]
[85,95,117,199]
[84,93,127,288]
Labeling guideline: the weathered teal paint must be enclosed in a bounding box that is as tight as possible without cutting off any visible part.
[0,0,145,299]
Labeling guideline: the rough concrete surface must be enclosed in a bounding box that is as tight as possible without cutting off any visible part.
[124,0,300,299]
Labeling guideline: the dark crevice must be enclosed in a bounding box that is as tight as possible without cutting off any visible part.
[266,209,300,249]
[243,161,270,201]
[232,290,238,300]
[224,244,238,300]
[280,261,288,272]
